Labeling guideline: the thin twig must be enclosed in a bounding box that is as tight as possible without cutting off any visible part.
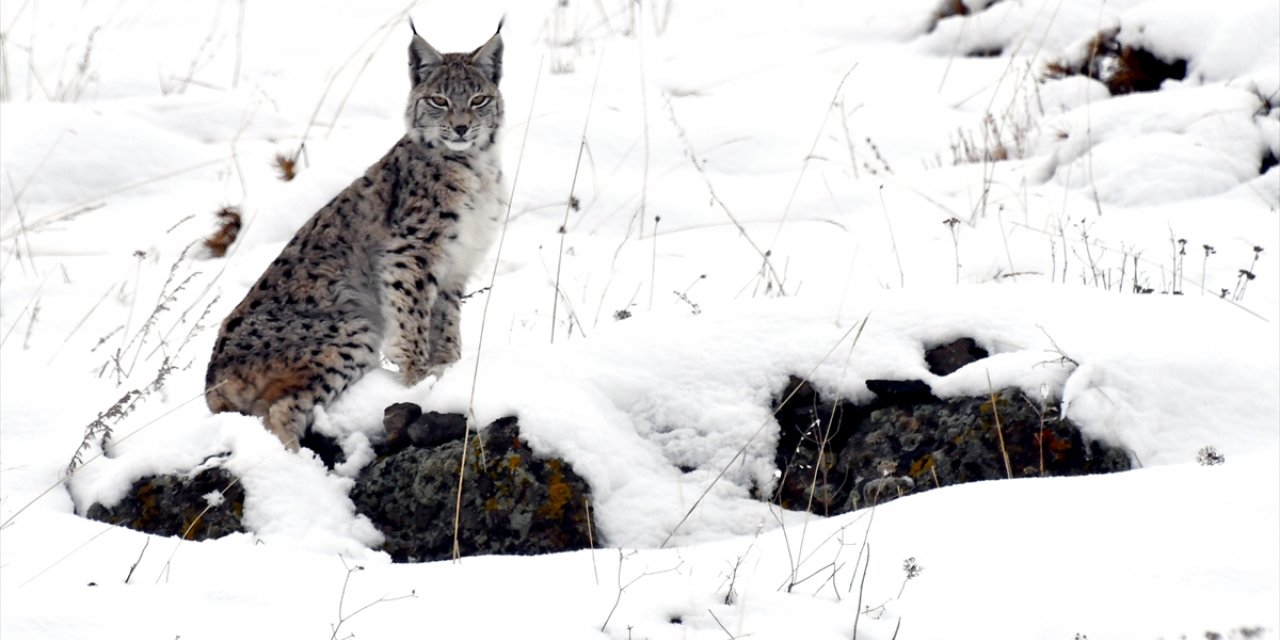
[986,370,1012,480]
[661,314,870,547]
[123,537,150,584]
[455,56,546,561]
[551,53,605,344]
[767,63,859,253]
[667,101,786,295]
[878,186,905,288]
[1,385,218,531]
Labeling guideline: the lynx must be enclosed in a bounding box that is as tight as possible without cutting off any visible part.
[205,23,506,450]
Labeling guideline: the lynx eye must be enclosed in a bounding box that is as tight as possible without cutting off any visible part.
[428,95,449,108]
[470,95,491,108]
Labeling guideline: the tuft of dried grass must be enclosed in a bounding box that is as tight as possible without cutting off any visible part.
[203,206,242,258]
[1043,28,1187,95]
[273,152,299,181]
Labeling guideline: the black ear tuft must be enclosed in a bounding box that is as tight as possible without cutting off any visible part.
[470,29,504,85]
[409,17,418,36]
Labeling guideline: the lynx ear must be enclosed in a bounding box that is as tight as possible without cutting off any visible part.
[469,19,504,85]
[408,22,443,86]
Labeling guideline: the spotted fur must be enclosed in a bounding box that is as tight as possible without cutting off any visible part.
[205,25,506,450]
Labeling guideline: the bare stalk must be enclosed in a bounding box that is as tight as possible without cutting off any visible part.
[986,371,1012,479]
[661,314,870,547]
[667,101,786,295]
[878,186,905,288]
[551,54,604,344]
[454,57,546,561]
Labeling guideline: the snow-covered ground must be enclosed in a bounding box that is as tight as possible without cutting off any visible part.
[2,0,1277,638]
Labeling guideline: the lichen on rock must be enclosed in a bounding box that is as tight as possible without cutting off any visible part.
[351,413,595,563]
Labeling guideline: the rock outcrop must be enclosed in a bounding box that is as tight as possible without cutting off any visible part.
[773,347,1131,514]
[82,338,1130,554]
[83,410,595,564]
[85,465,245,540]
[352,410,594,563]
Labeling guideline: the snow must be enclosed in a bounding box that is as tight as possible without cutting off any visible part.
[2,0,1278,638]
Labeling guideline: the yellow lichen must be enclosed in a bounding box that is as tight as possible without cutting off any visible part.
[536,462,573,521]
[909,455,935,477]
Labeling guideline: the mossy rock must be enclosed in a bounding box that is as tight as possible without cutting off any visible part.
[772,376,1132,514]
[352,416,594,563]
[84,466,245,540]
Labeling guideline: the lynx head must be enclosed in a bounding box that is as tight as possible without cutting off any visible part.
[406,21,504,152]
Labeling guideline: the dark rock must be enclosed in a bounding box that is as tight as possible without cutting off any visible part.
[924,337,989,376]
[772,378,1132,513]
[382,402,424,453]
[81,409,593,562]
[771,377,868,515]
[351,416,594,563]
[1047,27,1187,96]
[85,465,245,540]
[408,411,468,449]
[865,379,937,405]
[380,404,468,455]
[1261,147,1278,176]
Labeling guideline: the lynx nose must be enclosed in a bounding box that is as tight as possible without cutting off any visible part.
[453,125,469,137]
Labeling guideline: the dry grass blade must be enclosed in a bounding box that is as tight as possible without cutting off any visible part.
[551,53,605,345]
[453,56,546,562]
[660,313,871,548]
[986,370,1012,480]
[0,157,229,242]
[667,100,786,296]
[0,384,216,532]
[0,268,51,351]
[767,63,858,254]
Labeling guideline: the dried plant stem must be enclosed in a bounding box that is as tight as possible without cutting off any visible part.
[648,215,659,310]
[768,63,858,253]
[878,186,905,288]
[661,313,871,548]
[1,157,229,242]
[987,371,1012,479]
[636,7,651,241]
[667,101,786,295]
[2,384,217,532]
[18,524,114,587]
[454,57,545,561]
[852,543,871,639]
[551,54,604,344]
[47,284,114,364]
[0,268,51,351]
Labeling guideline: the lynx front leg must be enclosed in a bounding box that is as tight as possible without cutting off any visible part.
[426,286,464,377]
[379,255,439,386]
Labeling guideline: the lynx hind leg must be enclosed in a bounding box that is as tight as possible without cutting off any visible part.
[250,347,375,451]
[264,395,309,451]
[208,329,381,451]
[426,287,463,376]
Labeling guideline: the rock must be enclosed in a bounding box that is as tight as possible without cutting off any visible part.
[924,337,989,376]
[381,402,424,453]
[380,405,469,455]
[85,465,245,540]
[865,379,937,404]
[408,411,469,449]
[81,409,593,562]
[351,414,594,563]
[772,377,1132,513]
